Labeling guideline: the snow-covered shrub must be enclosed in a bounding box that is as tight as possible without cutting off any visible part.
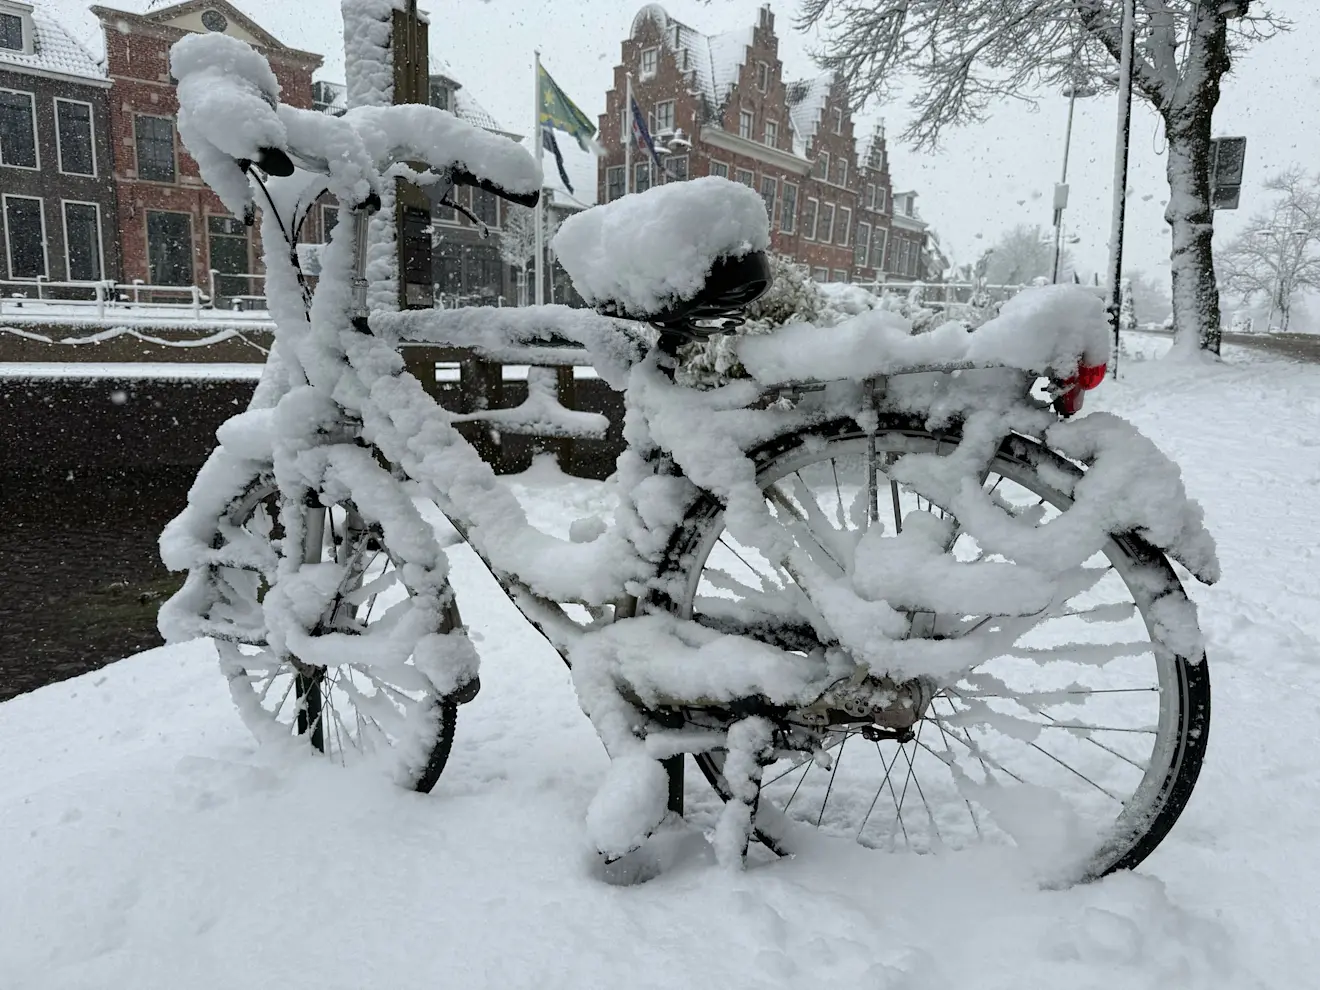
[677,254,845,386]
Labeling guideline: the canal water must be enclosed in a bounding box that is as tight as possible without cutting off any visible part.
[0,376,255,702]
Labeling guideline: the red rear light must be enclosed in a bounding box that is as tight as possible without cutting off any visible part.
[1077,363,1107,390]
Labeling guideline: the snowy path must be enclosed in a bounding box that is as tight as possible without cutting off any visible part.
[2,345,1317,989]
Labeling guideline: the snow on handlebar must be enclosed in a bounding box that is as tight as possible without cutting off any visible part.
[170,33,543,219]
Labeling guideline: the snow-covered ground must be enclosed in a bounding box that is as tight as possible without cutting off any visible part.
[2,337,1317,989]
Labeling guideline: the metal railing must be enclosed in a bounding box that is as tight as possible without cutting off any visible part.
[0,277,263,321]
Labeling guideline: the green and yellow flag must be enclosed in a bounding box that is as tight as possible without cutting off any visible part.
[538,64,601,155]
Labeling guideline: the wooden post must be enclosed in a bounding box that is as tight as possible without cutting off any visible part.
[392,2,434,311]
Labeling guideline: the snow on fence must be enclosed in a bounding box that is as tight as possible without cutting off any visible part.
[0,275,272,322]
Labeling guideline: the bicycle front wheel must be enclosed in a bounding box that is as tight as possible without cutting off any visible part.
[650,417,1210,881]
[197,474,462,792]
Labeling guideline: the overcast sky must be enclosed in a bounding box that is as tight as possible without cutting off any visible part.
[50,0,1318,281]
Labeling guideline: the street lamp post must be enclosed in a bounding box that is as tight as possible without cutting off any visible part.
[1106,0,1137,379]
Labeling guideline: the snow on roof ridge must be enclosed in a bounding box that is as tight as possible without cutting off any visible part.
[631,3,753,120]
[1,4,106,81]
[785,74,833,153]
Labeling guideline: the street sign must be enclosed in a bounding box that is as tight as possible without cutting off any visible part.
[1209,136,1246,210]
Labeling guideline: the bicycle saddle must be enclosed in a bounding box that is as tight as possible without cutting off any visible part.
[596,250,774,335]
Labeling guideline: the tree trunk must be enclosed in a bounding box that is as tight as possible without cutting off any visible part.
[1158,5,1231,357]
[1163,120,1222,355]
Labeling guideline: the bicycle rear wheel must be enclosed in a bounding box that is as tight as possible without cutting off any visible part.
[650,417,1210,880]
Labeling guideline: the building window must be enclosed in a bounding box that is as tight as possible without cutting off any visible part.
[734,168,754,187]
[780,182,797,234]
[819,203,835,243]
[201,9,228,32]
[897,239,910,277]
[135,115,176,182]
[0,89,37,168]
[147,210,193,286]
[652,100,675,133]
[709,161,728,178]
[0,12,23,51]
[759,176,776,227]
[836,158,848,188]
[814,150,829,180]
[832,107,843,134]
[62,201,102,281]
[873,228,888,271]
[756,61,769,91]
[764,120,778,147]
[321,205,339,240]
[876,187,887,213]
[812,267,828,283]
[665,154,688,181]
[669,25,680,49]
[606,165,625,202]
[865,183,876,210]
[3,195,45,278]
[855,221,871,268]
[208,215,250,296]
[738,110,753,139]
[473,187,499,227]
[832,269,848,282]
[640,46,658,80]
[838,207,851,246]
[55,100,96,176]
[802,198,818,240]
[635,161,651,193]
[429,79,450,111]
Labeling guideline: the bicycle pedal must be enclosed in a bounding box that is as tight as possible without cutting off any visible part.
[450,675,481,705]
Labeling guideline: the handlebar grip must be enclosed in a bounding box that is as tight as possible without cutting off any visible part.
[247,146,294,177]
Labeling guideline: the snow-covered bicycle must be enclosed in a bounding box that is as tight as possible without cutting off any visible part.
[160,30,1217,883]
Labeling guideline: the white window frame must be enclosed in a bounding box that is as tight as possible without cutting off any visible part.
[815,150,829,181]
[60,199,102,281]
[865,183,876,210]
[836,158,848,188]
[819,202,835,244]
[0,7,33,55]
[803,197,819,241]
[832,268,848,282]
[708,159,729,178]
[664,153,689,181]
[134,113,177,183]
[812,267,828,283]
[605,165,626,201]
[669,25,681,49]
[832,107,843,134]
[838,206,851,247]
[2,192,48,279]
[634,160,653,191]
[873,227,889,271]
[738,110,753,140]
[652,100,675,133]
[734,168,755,187]
[759,175,777,229]
[780,181,797,234]
[855,221,871,268]
[640,46,658,80]
[763,119,778,147]
[0,86,39,171]
[54,97,97,178]
[876,187,888,213]
[756,61,769,91]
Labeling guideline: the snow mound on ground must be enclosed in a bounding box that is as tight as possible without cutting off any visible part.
[553,177,770,318]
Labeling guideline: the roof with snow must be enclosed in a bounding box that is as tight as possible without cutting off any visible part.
[630,3,752,123]
[784,75,832,155]
[857,122,887,172]
[1,3,105,82]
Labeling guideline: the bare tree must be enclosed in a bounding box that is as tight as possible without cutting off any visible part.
[798,0,1289,355]
[1217,167,1320,332]
[1122,267,1172,325]
[499,205,559,306]
[982,224,1072,285]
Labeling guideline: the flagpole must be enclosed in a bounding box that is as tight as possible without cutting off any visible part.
[624,72,633,195]
[534,49,545,307]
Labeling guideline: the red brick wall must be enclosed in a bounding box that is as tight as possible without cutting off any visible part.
[596,5,918,285]
[102,16,318,290]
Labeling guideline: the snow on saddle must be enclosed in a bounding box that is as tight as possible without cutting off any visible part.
[553,176,774,334]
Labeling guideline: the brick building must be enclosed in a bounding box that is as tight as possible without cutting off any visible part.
[0,0,119,288]
[597,3,926,284]
[90,0,320,301]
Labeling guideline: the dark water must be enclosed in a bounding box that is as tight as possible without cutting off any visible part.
[0,465,195,702]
